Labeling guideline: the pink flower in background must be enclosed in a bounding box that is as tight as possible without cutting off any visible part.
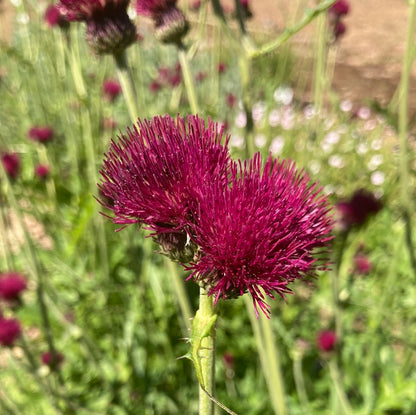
[149,80,161,92]
[28,126,54,143]
[317,330,337,352]
[336,189,382,229]
[1,153,20,179]
[35,164,51,179]
[354,253,372,275]
[217,62,227,74]
[329,0,350,17]
[41,351,65,368]
[187,153,333,317]
[103,79,122,101]
[195,71,207,82]
[333,21,346,39]
[44,3,69,28]
[0,272,27,301]
[0,318,21,347]
[98,115,230,262]
[103,117,118,130]
[236,0,252,19]
[226,93,237,108]
[190,0,201,12]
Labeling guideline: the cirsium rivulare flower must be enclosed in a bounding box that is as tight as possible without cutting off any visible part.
[136,0,189,44]
[98,114,230,261]
[58,0,136,55]
[186,153,334,317]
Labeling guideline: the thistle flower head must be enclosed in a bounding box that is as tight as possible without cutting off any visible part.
[45,4,70,28]
[0,272,27,301]
[98,115,230,261]
[136,0,189,45]
[41,351,65,368]
[28,126,54,143]
[187,153,333,317]
[59,0,129,21]
[35,164,51,179]
[329,0,350,17]
[1,152,20,179]
[317,330,337,352]
[103,79,122,101]
[59,0,136,55]
[336,189,382,229]
[0,318,21,347]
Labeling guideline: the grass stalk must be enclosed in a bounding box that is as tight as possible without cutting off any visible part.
[114,51,139,122]
[398,0,416,277]
[178,44,200,114]
[244,297,287,415]
[313,11,328,115]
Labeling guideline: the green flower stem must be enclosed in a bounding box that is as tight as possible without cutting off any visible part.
[293,355,311,415]
[178,45,200,114]
[398,0,416,276]
[192,287,217,415]
[114,51,139,122]
[244,297,287,415]
[238,54,255,159]
[69,28,87,100]
[328,359,353,415]
[248,0,337,59]
[260,310,287,415]
[313,10,328,114]
[166,259,193,332]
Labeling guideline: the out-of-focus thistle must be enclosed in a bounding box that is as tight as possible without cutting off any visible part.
[58,0,136,55]
[136,0,189,46]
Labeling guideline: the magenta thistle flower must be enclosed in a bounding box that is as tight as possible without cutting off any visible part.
[28,126,54,143]
[186,153,333,317]
[317,330,337,352]
[336,189,382,230]
[354,253,372,275]
[58,0,136,55]
[1,152,20,179]
[103,79,122,101]
[329,0,350,17]
[0,318,21,347]
[333,20,347,39]
[0,272,27,301]
[35,164,51,179]
[136,0,189,45]
[98,115,230,262]
[44,4,70,29]
[41,351,65,368]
